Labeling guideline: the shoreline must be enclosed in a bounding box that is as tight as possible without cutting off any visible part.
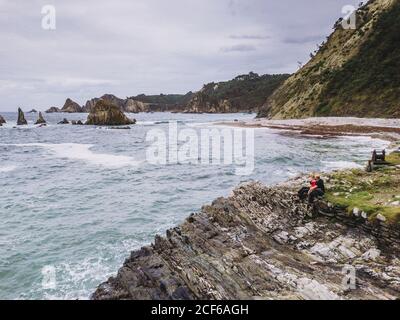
[215,117,400,144]
[92,155,400,300]
[92,180,400,300]
[91,117,400,300]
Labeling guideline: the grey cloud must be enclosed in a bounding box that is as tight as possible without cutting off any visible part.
[0,0,358,111]
[283,35,326,44]
[220,44,257,53]
[229,34,270,40]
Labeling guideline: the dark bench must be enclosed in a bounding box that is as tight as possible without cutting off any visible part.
[366,149,388,172]
[372,149,386,164]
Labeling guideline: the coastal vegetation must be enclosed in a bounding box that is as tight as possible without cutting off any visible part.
[325,152,400,223]
[185,72,290,113]
[258,0,400,119]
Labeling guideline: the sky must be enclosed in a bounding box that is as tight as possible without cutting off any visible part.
[0,0,360,111]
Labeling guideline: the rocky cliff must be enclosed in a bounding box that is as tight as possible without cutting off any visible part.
[92,179,400,300]
[43,72,289,115]
[258,0,400,119]
[128,93,195,112]
[186,73,289,113]
[82,94,191,113]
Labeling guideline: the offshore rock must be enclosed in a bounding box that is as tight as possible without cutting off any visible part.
[85,100,136,126]
[17,108,28,125]
[0,115,6,124]
[92,182,400,300]
[84,95,148,113]
[58,118,69,124]
[61,98,83,113]
[34,112,46,125]
[45,106,61,113]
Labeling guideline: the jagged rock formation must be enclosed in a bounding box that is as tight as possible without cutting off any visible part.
[82,98,100,113]
[86,100,136,126]
[93,182,400,300]
[28,109,37,113]
[17,108,27,125]
[124,99,148,113]
[45,107,61,113]
[83,95,146,113]
[186,73,289,113]
[34,112,46,125]
[83,95,123,113]
[0,115,6,126]
[258,0,400,119]
[83,93,193,113]
[44,72,290,115]
[61,98,83,113]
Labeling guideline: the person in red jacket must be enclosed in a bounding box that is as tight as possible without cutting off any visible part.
[298,175,316,201]
[308,174,325,203]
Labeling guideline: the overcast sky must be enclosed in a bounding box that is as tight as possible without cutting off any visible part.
[0,0,359,111]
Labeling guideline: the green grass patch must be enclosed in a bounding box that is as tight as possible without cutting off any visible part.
[386,152,400,165]
[325,155,400,224]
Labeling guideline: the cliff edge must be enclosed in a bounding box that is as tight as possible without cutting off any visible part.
[92,174,400,300]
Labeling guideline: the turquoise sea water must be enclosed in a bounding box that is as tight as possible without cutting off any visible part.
[0,112,388,299]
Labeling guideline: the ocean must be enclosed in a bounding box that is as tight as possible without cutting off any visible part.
[0,111,388,299]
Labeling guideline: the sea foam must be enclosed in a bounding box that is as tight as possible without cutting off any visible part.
[0,143,139,168]
[0,165,17,173]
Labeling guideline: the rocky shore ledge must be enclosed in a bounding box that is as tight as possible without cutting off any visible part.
[92,172,400,300]
[217,117,400,142]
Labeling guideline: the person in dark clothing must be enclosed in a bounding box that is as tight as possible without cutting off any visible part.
[316,175,325,193]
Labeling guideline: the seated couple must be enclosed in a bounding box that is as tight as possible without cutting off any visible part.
[298,174,325,204]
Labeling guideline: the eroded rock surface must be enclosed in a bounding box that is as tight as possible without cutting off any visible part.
[17,108,27,125]
[86,100,136,126]
[92,182,400,300]
[34,112,46,125]
[61,98,83,113]
[45,107,61,113]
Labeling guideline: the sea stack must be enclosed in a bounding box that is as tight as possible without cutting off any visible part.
[86,100,136,126]
[61,98,83,113]
[17,108,28,125]
[34,112,46,125]
[0,115,6,125]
